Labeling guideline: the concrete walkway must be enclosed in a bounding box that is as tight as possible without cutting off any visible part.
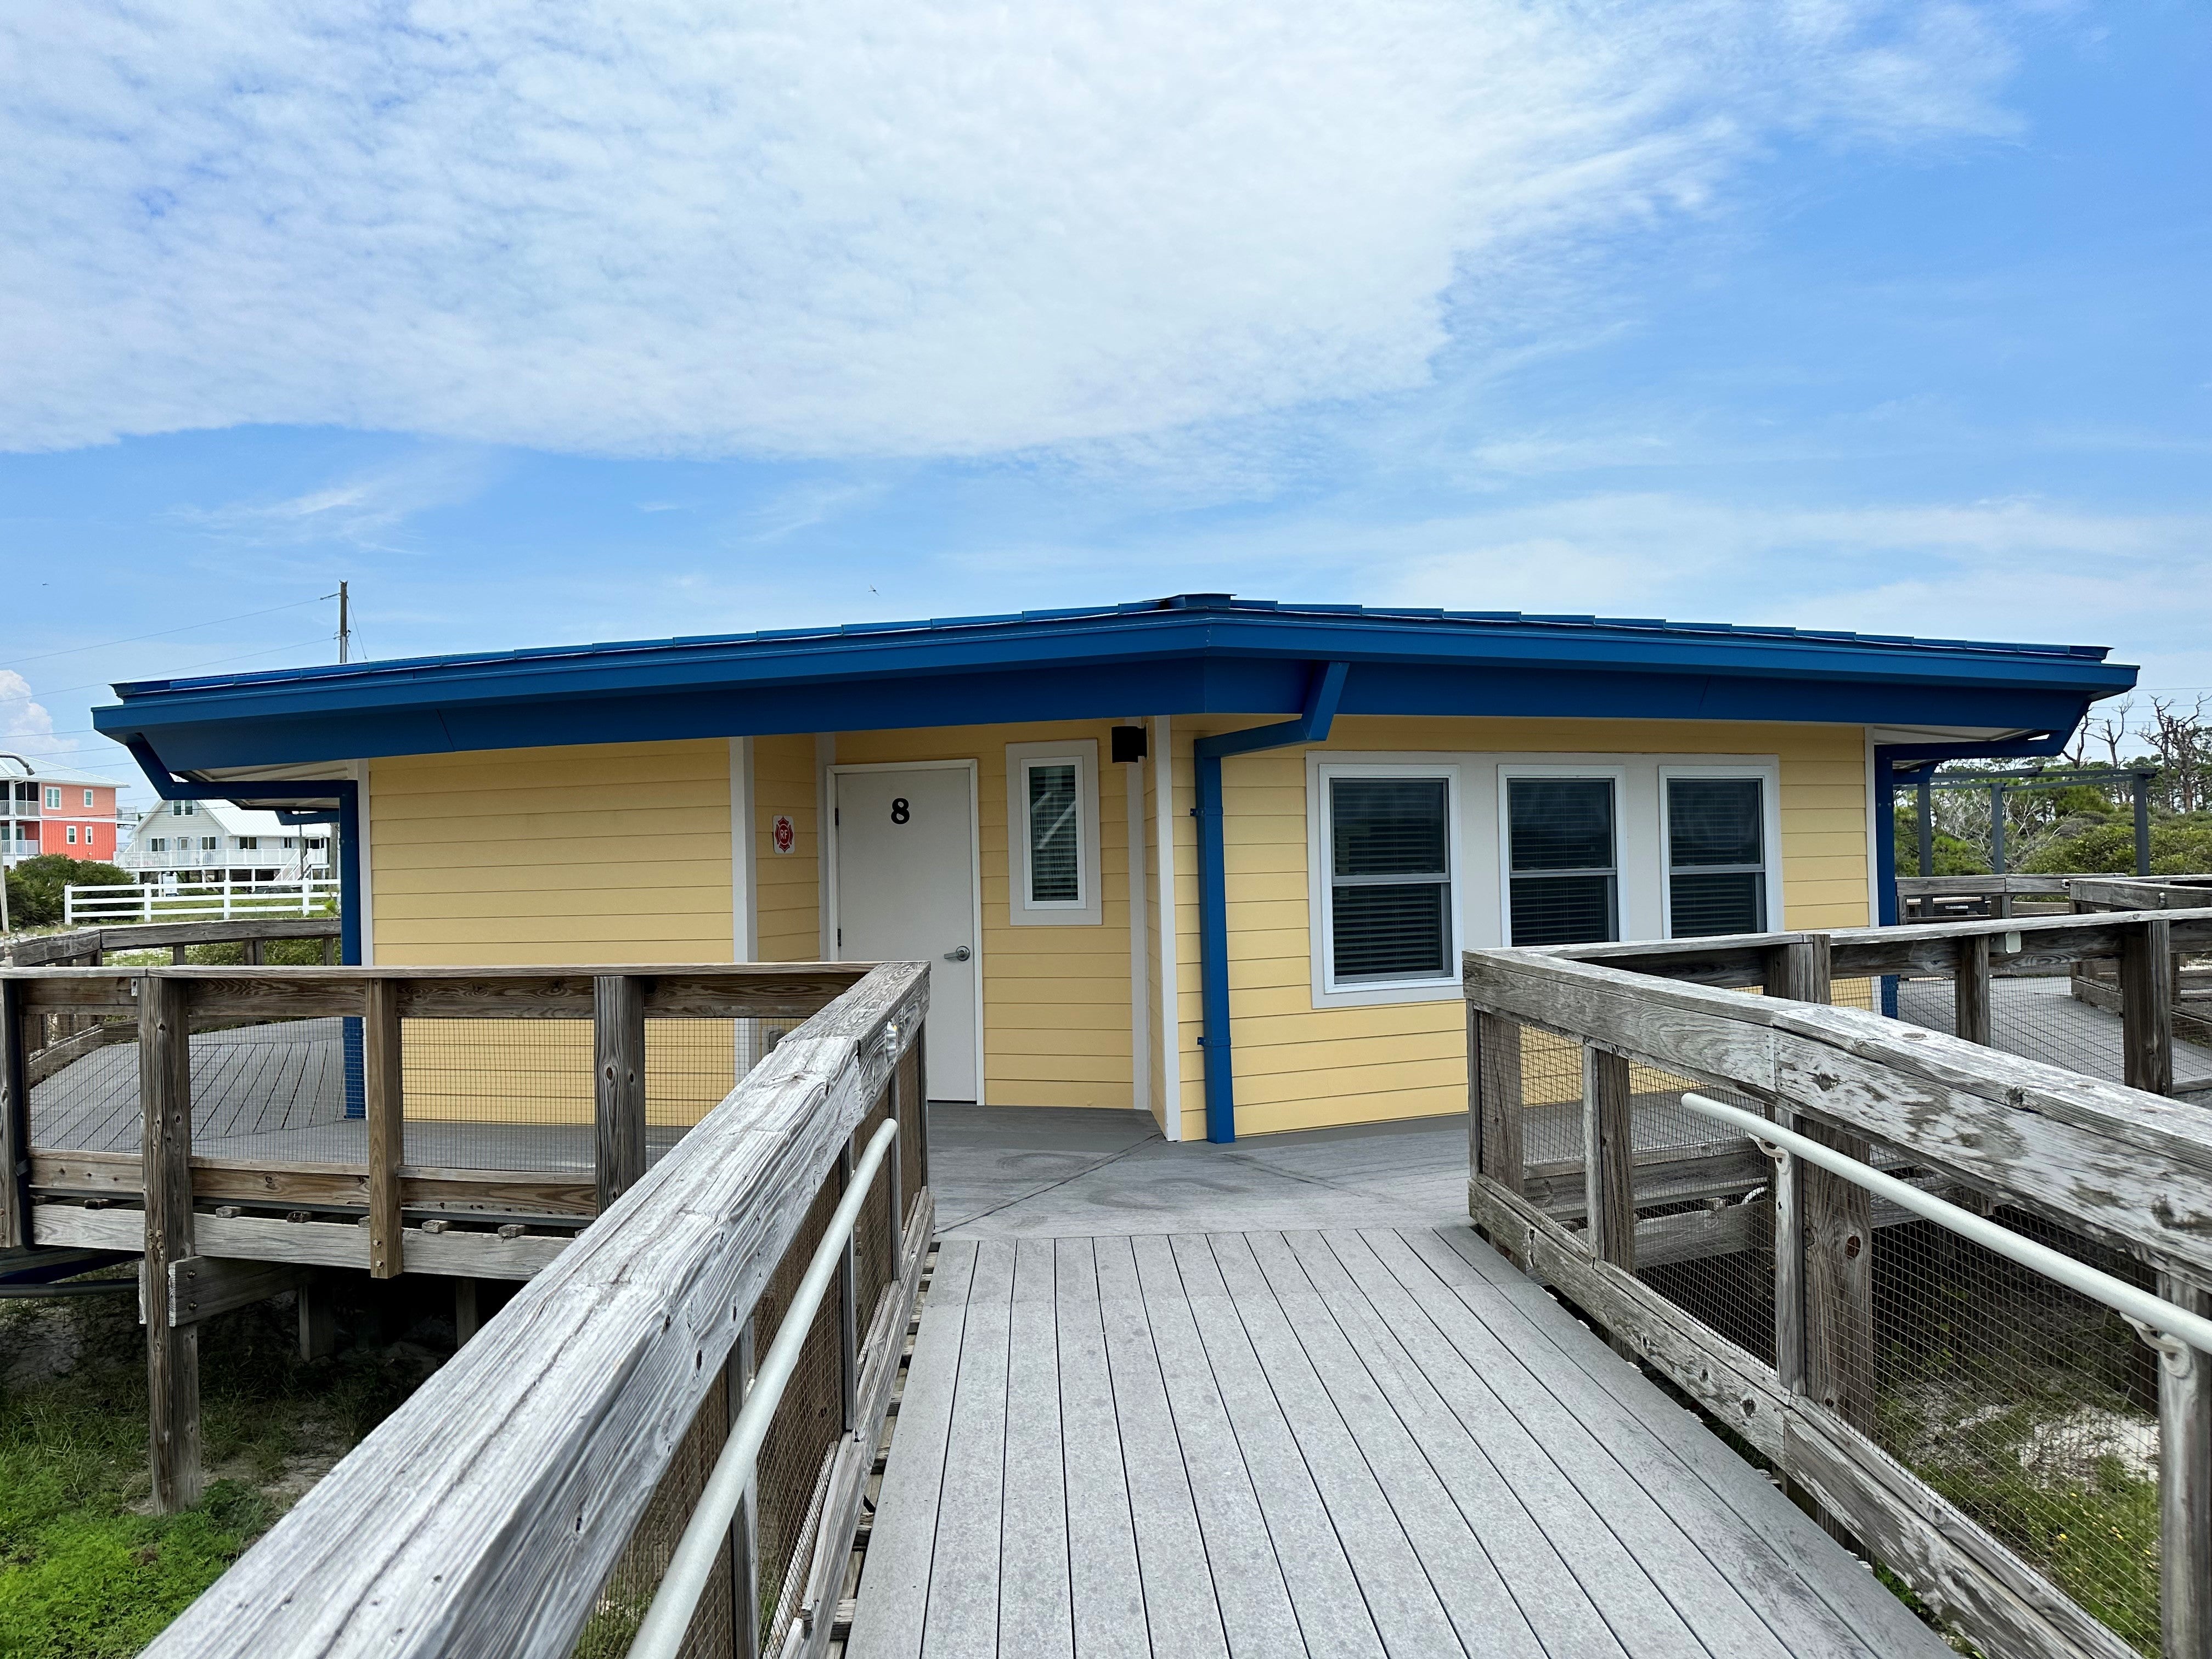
[928,1105,1470,1240]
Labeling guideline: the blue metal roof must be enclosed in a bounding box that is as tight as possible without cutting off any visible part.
[94,594,2137,775]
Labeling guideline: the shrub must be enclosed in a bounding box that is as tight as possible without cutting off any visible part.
[3,857,134,929]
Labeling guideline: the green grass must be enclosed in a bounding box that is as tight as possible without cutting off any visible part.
[0,1277,452,1657]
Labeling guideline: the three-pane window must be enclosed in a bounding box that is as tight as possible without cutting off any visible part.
[1666,777,1767,936]
[1024,761,1082,906]
[1506,777,1618,945]
[1328,776,1453,984]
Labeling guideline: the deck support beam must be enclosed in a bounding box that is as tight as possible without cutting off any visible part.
[142,974,201,1513]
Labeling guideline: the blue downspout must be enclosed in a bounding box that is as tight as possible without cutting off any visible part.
[1192,661,1350,1143]
[120,741,365,1110]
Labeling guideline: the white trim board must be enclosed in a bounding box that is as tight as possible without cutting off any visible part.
[1152,715,1181,1141]
[1124,727,1150,1116]
[729,736,757,962]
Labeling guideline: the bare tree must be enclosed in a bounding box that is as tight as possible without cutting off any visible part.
[2083,697,2135,769]
[2146,695,2211,814]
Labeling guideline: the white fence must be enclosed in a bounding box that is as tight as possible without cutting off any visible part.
[64,878,341,926]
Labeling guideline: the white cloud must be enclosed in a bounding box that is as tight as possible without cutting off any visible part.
[0,1,2020,460]
[171,449,496,548]
[0,672,64,758]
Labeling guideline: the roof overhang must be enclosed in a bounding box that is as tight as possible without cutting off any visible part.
[93,599,2138,776]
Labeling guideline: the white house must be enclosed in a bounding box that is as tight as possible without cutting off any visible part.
[118,798,332,883]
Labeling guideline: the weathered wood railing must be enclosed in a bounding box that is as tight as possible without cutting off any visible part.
[1,958,877,1513]
[137,959,932,1659]
[1,914,344,967]
[1554,902,2212,1097]
[1898,872,2212,922]
[1466,934,2212,1659]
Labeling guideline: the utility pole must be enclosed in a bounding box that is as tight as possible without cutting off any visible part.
[337,582,351,664]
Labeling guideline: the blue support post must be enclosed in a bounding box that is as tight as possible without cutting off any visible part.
[1191,662,1348,1144]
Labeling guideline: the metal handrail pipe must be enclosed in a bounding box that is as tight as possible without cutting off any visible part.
[1679,1091,2212,1357]
[626,1116,901,1659]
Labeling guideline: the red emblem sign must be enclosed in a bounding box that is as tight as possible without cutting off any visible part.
[771,814,797,855]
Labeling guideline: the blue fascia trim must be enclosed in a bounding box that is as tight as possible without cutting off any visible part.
[1190,662,1350,1145]
[101,656,2116,776]
[98,606,2133,737]
[122,739,362,969]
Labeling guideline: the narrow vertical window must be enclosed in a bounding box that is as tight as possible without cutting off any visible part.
[1667,777,1767,937]
[1507,777,1618,945]
[1025,761,1081,905]
[1329,776,1452,983]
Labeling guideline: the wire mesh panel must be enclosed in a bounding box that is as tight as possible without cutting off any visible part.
[1625,1062,1779,1371]
[644,1018,805,1169]
[750,1175,850,1657]
[399,1018,597,1171]
[179,1014,356,1165]
[22,1014,144,1154]
[1863,1204,2163,1653]
[572,1368,737,1659]
[1515,1026,1584,1197]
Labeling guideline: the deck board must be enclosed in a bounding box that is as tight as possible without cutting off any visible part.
[850,1225,1954,1659]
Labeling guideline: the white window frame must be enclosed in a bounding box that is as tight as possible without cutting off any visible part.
[1308,759,1465,1007]
[82,790,93,807]
[44,787,60,809]
[1658,764,1784,940]
[66,825,78,844]
[1497,764,1630,948]
[1006,740,1101,926]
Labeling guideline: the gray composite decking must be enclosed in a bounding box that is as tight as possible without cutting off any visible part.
[849,1227,1950,1659]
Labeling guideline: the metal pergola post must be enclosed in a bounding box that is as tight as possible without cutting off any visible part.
[2136,771,2154,877]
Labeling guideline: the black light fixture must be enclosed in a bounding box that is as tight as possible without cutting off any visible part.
[1110,725,1148,764]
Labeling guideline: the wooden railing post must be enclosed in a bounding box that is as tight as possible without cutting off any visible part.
[1582,1047,1634,1273]
[1,978,30,1250]
[2155,1271,2211,1659]
[1761,937,1870,1437]
[594,975,646,1210]
[885,1060,905,1286]
[1954,933,1993,1047]
[364,978,404,1279]
[142,973,202,1511]
[2122,918,2176,1096]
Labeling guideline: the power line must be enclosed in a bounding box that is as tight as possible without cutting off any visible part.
[0,594,336,676]
[0,637,331,709]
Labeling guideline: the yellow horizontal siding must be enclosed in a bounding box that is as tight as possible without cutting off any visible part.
[370,740,733,968]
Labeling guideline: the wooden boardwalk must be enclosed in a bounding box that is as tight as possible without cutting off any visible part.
[850,1227,1948,1658]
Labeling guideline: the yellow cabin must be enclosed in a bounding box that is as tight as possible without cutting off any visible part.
[95,593,2135,1143]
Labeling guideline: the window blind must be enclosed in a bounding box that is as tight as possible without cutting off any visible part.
[1507,777,1618,945]
[1026,763,1081,904]
[1329,777,1450,982]
[1667,777,1765,936]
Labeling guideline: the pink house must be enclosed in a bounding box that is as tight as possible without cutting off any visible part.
[0,757,125,867]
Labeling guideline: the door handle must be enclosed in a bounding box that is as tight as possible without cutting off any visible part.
[943,946,972,962]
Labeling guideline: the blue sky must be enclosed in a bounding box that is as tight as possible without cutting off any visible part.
[2,1,2207,804]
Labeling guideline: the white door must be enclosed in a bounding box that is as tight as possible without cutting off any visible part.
[833,766,979,1101]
